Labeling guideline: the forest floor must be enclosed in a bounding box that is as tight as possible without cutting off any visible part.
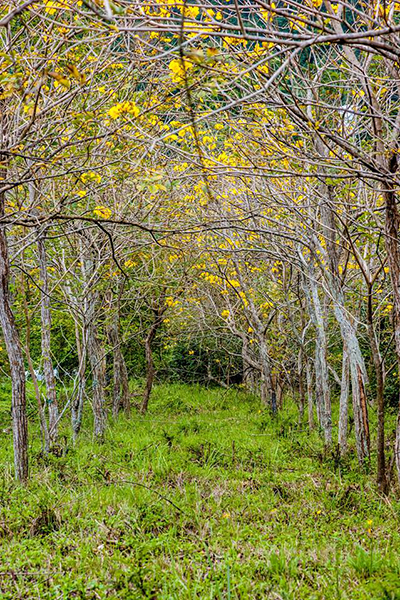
[1,384,400,599]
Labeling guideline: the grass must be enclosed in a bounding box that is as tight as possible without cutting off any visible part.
[0,383,400,599]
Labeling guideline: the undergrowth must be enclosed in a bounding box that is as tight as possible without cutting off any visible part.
[0,383,400,599]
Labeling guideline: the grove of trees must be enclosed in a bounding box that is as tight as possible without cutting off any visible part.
[2,0,400,497]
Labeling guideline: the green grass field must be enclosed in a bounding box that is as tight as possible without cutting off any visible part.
[1,384,400,599]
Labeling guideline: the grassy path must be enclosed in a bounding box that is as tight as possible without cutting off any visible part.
[0,384,400,599]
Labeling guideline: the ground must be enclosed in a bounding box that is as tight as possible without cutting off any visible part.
[0,383,400,599]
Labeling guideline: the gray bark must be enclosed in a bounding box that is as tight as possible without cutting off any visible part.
[383,181,400,483]
[81,238,107,438]
[72,321,87,442]
[306,360,314,430]
[298,348,305,424]
[141,303,165,414]
[37,228,58,440]
[87,308,107,438]
[338,341,349,454]
[366,283,387,492]
[259,336,276,413]
[301,269,330,442]
[332,294,370,464]
[0,187,28,481]
[317,147,369,463]
[21,278,50,454]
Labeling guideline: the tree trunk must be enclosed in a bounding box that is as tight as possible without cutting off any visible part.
[81,238,107,439]
[72,369,86,442]
[141,325,156,414]
[318,178,369,462]
[87,320,107,438]
[37,228,58,441]
[72,321,86,442]
[384,181,400,483]
[298,349,305,424]
[366,284,388,493]
[0,193,28,481]
[141,301,166,414]
[120,349,130,414]
[302,270,330,441]
[276,377,284,410]
[258,336,276,413]
[0,96,28,481]
[242,340,254,390]
[306,360,314,430]
[333,299,370,464]
[21,274,50,454]
[338,341,349,455]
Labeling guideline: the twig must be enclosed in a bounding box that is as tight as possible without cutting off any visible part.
[0,0,35,27]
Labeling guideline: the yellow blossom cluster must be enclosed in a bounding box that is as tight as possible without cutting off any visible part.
[200,271,223,285]
[81,171,101,184]
[93,206,112,219]
[124,259,137,268]
[108,101,140,120]
[165,296,180,307]
[168,59,194,83]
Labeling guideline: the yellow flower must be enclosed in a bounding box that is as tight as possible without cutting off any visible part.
[221,309,230,318]
[168,58,194,83]
[45,0,61,14]
[108,105,121,119]
[108,101,140,119]
[124,259,137,268]
[188,350,194,355]
[93,206,112,219]
[81,171,101,184]
[185,5,199,18]
[222,512,231,519]
[366,520,373,534]
[166,296,179,307]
